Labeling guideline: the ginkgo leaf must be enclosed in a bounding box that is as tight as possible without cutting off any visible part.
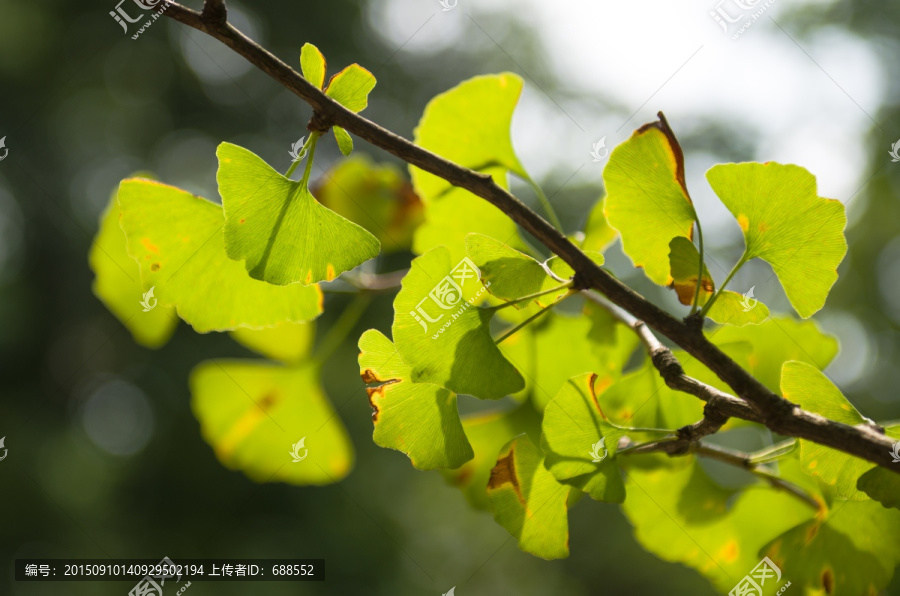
[117,178,323,332]
[782,361,874,499]
[440,405,541,511]
[603,114,697,285]
[325,64,376,113]
[763,499,900,595]
[299,43,326,90]
[707,162,847,318]
[217,142,381,285]
[857,455,900,510]
[487,434,570,560]
[333,126,353,156]
[410,74,529,259]
[90,190,177,348]
[190,360,353,485]
[410,73,527,201]
[712,317,838,393]
[358,329,473,470]
[311,156,423,253]
[392,247,524,399]
[667,237,713,306]
[230,321,315,364]
[581,196,618,253]
[706,290,770,326]
[541,373,627,502]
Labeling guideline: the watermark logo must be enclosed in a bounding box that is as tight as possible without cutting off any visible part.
[0,437,7,462]
[290,437,309,463]
[289,137,308,162]
[129,556,190,596]
[410,257,490,340]
[589,136,609,162]
[110,0,169,40]
[439,0,458,11]
[710,0,777,40]
[740,286,757,312]
[140,286,158,312]
[589,440,607,463]
[889,139,900,163]
[730,556,790,596]
[442,588,456,596]
[0,136,8,161]
[890,439,900,463]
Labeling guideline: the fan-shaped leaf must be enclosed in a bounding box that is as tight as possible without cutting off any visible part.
[325,64,376,113]
[358,329,473,470]
[230,321,314,364]
[299,43,326,90]
[218,142,380,286]
[667,236,713,306]
[117,178,323,332]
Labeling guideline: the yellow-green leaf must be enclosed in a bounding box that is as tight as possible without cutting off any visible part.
[707,162,847,318]
[603,115,697,285]
[333,126,353,156]
[325,64,376,113]
[190,360,353,485]
[117,178,323,332]
[230,321,315,364]
[706,290,770,326]
[667,236,713,306]
[358,329,473,470]
[90,190,177,348]
[217,142,381,285]
[487,434,570,560]
[581,196,618,253]
[299,43,326,90]
[392,247,523,399]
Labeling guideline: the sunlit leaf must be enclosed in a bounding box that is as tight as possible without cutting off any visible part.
[707,162,847,318]
[90,190,177,348]
[392,247,524,399]
[358,329,473,470]
[230,321,315,364]
[325,64,376,113]
[311,156,422,253]
[603,115,697,285]
[299,42,326,90]
[541,373,627,502]
[706,291,770,326]
[190,360,353,485]
[117,178,323,332]
[487,434,570,560]
[333,126,353,156]
[218,142,380,285]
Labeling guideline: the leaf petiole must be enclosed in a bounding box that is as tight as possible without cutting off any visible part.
[698,251,749,317]
[285,132,319,179]
[494,289,576,344]
[486,280,574,311]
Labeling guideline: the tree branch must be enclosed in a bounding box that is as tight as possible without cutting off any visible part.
[160,0,900,473]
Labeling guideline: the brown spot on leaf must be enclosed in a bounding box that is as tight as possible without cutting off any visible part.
[326,264,336,281]
[361,368,382,384]
[240,218,246,224]
[489,449,523,504]
[141,238,160,254]
[150,262,160,271]
[587,373,608,420]
[257,391,279,412]
[822,568,834,594]
[305,270,313,285]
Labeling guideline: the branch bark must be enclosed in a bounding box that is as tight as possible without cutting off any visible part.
[161,1,900,473]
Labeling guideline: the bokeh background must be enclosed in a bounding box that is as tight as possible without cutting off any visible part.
[1,0,899,594]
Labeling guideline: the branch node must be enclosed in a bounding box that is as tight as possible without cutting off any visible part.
[307,111,332,134]
[200,0,227,27]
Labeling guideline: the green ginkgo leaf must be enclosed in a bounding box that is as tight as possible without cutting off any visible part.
[325,64,376,113]
[217,142,381,285]
[392,247,524,399]
[117,178,323,332]
[707,162,847,318]
[333,126,353,156]
[782,361,875,499]
[857,459,900,510]
[410,74,529,259]
[230,321,315,364]
[299,43,326,90]
[440,405,541,511]
[581,197,618,253]
[358,329,473,470]
[667,237,714,306]
[487,434,570,560]
[541,373,627,503]
[90,190,177,348]
[190,360,353,486]
[604,114,697,285]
